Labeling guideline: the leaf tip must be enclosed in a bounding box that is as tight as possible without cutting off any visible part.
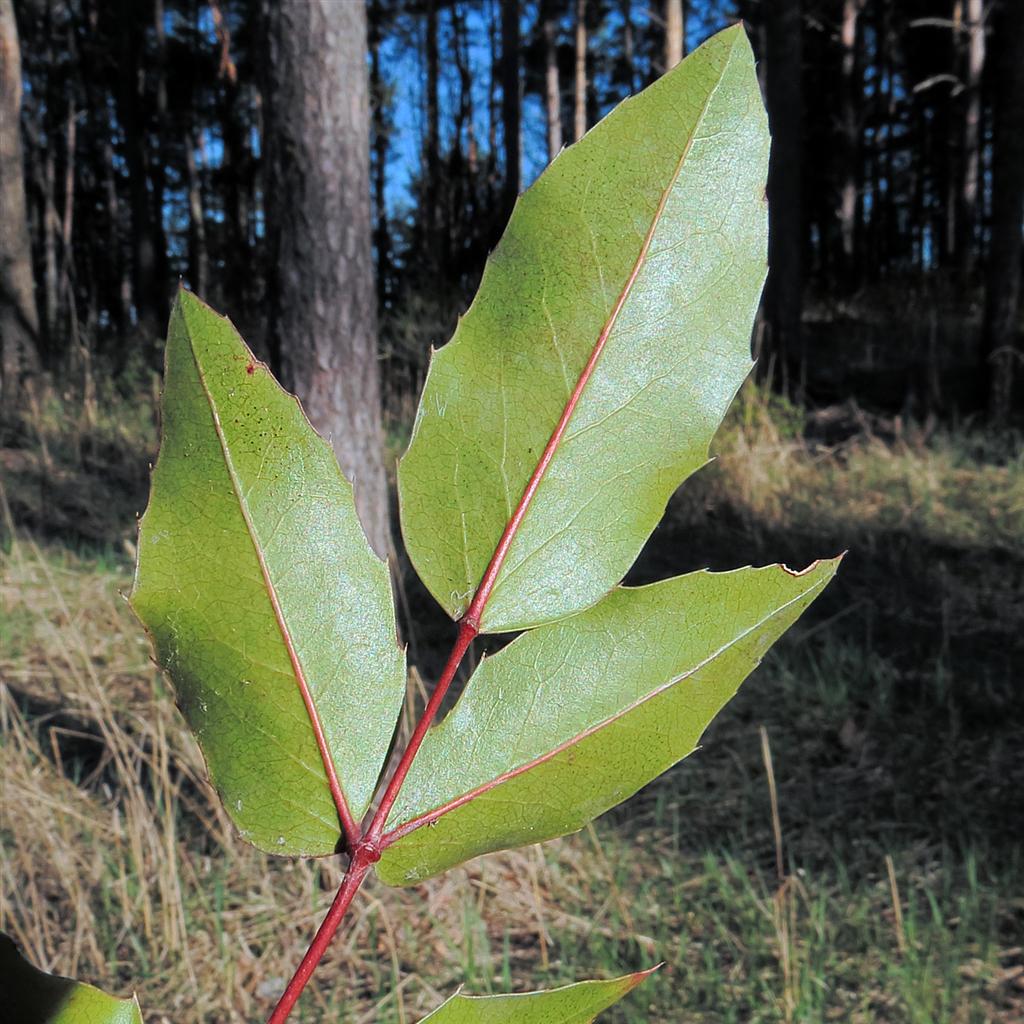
[624,963,662,989]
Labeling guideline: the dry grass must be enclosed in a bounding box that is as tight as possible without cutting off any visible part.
[3,392,1023,1022]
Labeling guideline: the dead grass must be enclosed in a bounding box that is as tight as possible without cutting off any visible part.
[2,392,1023,1022]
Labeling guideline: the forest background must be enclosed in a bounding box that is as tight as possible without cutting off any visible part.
[1,1,1022,1022]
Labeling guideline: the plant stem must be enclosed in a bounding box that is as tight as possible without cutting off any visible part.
[364,617,477,843]
[266,234,618,1015]
[266,849,374,1024]
[264,620,478,1024]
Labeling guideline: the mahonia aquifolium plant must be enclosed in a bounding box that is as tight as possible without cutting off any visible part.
[6,26,840,1024]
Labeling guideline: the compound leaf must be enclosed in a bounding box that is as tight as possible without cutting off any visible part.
[399,25,768,633]
[131,290,406,856]
[1,933,144,1024]
[377,560,840,885]
[418,972,653,1024]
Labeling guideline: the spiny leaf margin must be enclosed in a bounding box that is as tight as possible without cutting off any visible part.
[418,970,655,1024]
[399,24,769,633]
[130,289,406,856]
[378,559,841,885]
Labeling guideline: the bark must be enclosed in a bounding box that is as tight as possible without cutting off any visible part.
[958,0,985,277]
[264,0,391,557]
[43,132,59,348]
[212,0,250,311]
[574,0,587,141]
[425,0,440,256]
[451,2,473,156]
[487,0,498,159]
[620,0,636,95]
[983,0,1024,423]
[113,0,162,335]
[102,136,131,342]
[665,0,684,69]
[369,2,391,309]
[541,0,562,162]
[500,0,520,217]
[151,0,169,292]
[185,130,209,297]
[838,0,862,277]
[763,0,803,392]
[0,0,41,413]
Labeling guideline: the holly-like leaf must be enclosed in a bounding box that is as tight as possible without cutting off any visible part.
[377,560,839,885]
[131,290,406,856]
[1,933,144,1024]
[418,971,653,1024]
[399,25,768,633]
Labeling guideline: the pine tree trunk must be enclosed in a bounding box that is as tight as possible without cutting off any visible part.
[574,0,587,141]
[665,0,684,69]
[541,0,562,162]
[185,129,209,297]
[958,0,985,278]
[838,0,861,281]
[0,0,41,414]
[763,0,803,393]
[501,0,520,217]
[983,0,1024,423]
[113,0,162,336]
[369,1,391,310]
[620,0,636,95]
[425,0,440,260]
[264,0,391,558]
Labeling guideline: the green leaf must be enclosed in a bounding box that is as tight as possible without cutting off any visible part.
[130,290,406,856]
[398,25,768,633]
[418,972,653,1024]
[377,560,840,885]
[1,933,144,1024]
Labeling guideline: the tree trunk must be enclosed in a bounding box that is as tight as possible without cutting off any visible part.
[983,0,1024,423]
[665,0,684,69]
[264,0,391,558]
[838,0,862,280]
[212,1,249,312]
[425,0,440,259]
[574,0,587,141]
[620,0,636,96]
[102,136,131,343]
[113,0,162,336]
[500,0,520,217]
[0,0,41,414]
[369,1,391,310]
[185,129,209,297]
[958,0,985,278]
[541,0,562,162]
[763,0,803,393]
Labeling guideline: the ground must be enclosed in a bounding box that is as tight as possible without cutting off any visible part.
[1,384,1022,1022]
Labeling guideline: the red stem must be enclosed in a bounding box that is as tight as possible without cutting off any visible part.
[266,850,374,1024]
[263,620,478,1024]
[266,132,649,1013]
[364,617,478,843]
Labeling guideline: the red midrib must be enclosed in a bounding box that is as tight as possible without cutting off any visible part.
[381,570,830,849]
[461,77,717,631]
[190,343,360,850]
[370,67,727,842]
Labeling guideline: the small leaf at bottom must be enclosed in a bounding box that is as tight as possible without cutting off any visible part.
[418,972,653,1024]
[1,933,144,1024]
